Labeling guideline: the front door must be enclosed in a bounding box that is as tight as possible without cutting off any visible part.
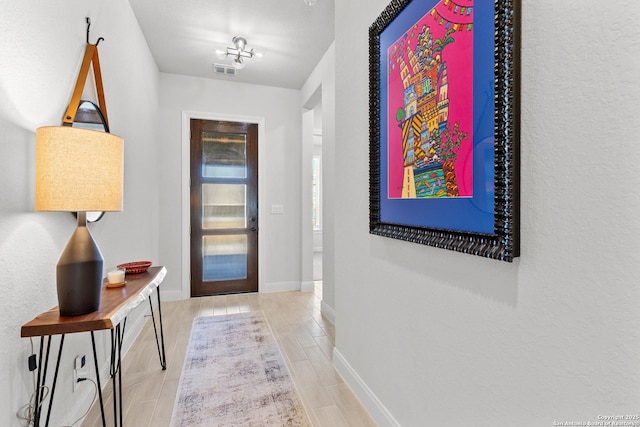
[190,119,258,296]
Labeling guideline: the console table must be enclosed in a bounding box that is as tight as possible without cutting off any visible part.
[21,266,168,427]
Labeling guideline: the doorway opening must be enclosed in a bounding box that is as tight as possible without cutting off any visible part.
[303,95,324,300]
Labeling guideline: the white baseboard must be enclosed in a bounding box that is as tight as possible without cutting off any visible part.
[260,281,302,293]
[166,284,315,299]
[321,300,335,324]
[333,348,401,427]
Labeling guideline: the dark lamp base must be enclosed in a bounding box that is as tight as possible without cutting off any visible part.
[56,212,104,316]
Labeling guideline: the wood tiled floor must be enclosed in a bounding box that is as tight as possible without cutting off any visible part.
[81,284,376,427]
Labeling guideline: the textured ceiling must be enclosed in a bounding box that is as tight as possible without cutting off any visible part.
[129,0,335,90]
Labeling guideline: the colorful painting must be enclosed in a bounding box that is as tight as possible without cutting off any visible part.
[387,0,474,199]
[369,0,521,262]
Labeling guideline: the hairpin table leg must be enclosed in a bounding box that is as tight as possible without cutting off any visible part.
[90,331,107,427]
[148,288,167,370]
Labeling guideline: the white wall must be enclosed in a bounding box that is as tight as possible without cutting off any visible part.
[0,1,160,425]
[334,1,640,426]
[158,73,303,296]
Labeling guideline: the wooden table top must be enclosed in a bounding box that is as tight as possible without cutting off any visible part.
[21,266,167,337]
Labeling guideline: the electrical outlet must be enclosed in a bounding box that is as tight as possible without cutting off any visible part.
[73,355,88,392]
[75,354,86,370]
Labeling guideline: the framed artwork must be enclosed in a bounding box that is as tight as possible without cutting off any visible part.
[369,0,520,261]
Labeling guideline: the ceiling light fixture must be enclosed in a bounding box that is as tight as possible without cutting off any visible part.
[223,36,258,69]
[303,0,318,5]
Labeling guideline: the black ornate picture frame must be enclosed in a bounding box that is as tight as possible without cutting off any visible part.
[369,0,520,262]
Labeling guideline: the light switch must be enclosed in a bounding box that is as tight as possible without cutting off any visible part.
[271,204,284,214]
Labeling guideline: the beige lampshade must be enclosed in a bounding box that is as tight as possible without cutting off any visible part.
[35,126,124,212]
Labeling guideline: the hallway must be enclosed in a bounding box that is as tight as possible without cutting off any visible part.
[81,289,375,426]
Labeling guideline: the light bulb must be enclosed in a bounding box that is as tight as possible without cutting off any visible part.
[232,36,247,51]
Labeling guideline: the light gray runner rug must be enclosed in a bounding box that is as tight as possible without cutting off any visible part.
[170,312,312,427]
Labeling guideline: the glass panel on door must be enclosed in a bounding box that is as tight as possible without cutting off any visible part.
[202,184,246,230]
[202,132,247,178]
[202,235,248,281]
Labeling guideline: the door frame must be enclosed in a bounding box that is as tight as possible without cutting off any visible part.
[181,111,266,299]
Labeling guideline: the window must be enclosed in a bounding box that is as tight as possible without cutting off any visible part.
[312,156,322,231]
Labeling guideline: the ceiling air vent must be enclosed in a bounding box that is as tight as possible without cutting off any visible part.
[213,63,237,76]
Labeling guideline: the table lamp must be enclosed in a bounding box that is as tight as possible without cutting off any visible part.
[36,126,123,316]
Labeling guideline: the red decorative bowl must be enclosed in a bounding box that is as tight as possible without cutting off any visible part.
[117,261,152,274]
